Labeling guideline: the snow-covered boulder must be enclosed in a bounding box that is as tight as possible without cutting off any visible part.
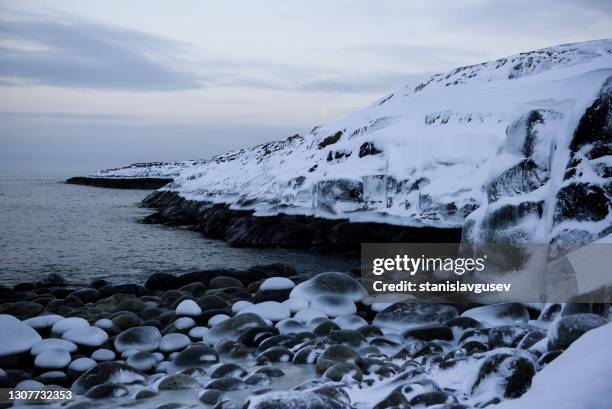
[0,314,43,365]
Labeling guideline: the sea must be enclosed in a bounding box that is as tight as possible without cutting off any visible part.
[0,172,359,287]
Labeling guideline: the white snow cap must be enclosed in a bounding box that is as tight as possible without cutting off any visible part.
[0,314,43,357]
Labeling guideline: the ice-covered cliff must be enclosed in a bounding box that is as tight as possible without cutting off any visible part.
[93,161,202,179]
[153,39,610,248]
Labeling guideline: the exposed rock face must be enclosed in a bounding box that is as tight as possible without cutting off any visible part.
[66,177,173,189]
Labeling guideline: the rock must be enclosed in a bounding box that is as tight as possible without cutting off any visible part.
[159,333,191,352]
[316,344,361,375]
[256,346,294,364]
[0,314,43,367]
[373,303,458,332]
[402,325,454,341]
[117,298,146,314]
[70,288,100,304]
[311,295,356,317]
[488,324,534,348]
[199,388,224,404]
[246,390,351,409]
[209,314,230,326]
[260,277,295,291]
[326,330,365,347]
[23,314,64,332]
[72,362,145,394]
[295,308,328,323]
[547,313,608,350]
[237,326,279,347]
[231,300,254,313]
[323,362,363,382]
[245,373,271,385]
[85,382,129,399]
[238,301,291,322]
[461,303,529,327]
[313,320,341,336]
[281,297,309,313]
[410,391,457,407]
[91,348,115,361]
[63,326,109,347]
[175,299,202,316]
[134,388,159,399]
[472,351,536,399]
[145,273,181,291]
[210,363,247,378]
[127,351,158,371]
[0,302,44,319]
[196,295,229,311]
[157,373,199,390]
[205,313,268,344]
[114,326,162,353]
[31,339,77,356]
[334,315,368,330]
[293,346,320,364]
[68,357,97,374]
[41,273,67,287]
[34,349,71,369]
[171,344,219,368]
[209,276,244,289]
[112,311,142,330]
[276,319,307,335]
[290,272,366,302]
[205,376,246,391]
[254,367,285,377]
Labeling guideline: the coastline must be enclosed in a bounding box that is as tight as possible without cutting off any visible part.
[65,177,173,190]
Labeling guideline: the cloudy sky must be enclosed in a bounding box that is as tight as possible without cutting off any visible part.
[1,0,611,175]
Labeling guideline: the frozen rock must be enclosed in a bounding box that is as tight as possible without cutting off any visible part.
[471,350,537,399]
[189,326,209,339]
[94,318,115,330]
[51,317,89,336]
[72,362,146,394]
[237,301,290,322]
[127,351,158,372]
[114,326,162,353]
[205,313,268,344]
[69,357,97,373]
[276,318,307,334]
[23,314,64,329]
[175,299,202,316]
[0,314,43,357]
[260,277,295,290]
[316,344,361,375]
[333,314,368,330]
[461,303,529,327]
[174,316,196,330]
[171,344,219,368]
[159,333,191,352]
[231,300,254,313]
[208,314,230,326]
[373,303,458,333]
[247,390,352,409]
[63,326,109,347]
[281,297,309,313]
[85,382,129,399]
[290,272,366,302]
[34,349,71,369]
[91,348,115,361]
[295,308,328,323]
[547,313,608,350]
[31,339,77,356]
[156,373,199,390]
[310,295,356,317]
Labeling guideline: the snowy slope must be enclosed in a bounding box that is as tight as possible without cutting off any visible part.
[92,160,203,179]
[146,40,610,250]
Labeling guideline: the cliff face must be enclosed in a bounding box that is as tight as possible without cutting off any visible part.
[144,39,610,249]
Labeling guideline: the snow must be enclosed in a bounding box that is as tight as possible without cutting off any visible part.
[69,357,97,372]
[63,326,109,346]
[294,308,328,323]
[208,314,230,326]
[92,160,202,178]
[91,348,116,361]
[174,317,196,330]
[34,349,71,368]
[237,301,291,321]
[188,326,209,339]
[31,338,78,356]
[51,317,90,335]
[0,314,43,357]
[232,300,254,313]
[114,326,162,353]
[334,314,368,330]
[259,277,295,290]
[23,314,64,329]
[175,299,202,316]
[94,318,115,329]
[282,297,309,313]
[492,323,612,409]
[159,333,191,352]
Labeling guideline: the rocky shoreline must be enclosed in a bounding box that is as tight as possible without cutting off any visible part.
[141,191,463,251]
[0,268,610,409]
[66,177,173,190]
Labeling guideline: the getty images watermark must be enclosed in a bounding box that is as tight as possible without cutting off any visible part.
[361,243,612,303]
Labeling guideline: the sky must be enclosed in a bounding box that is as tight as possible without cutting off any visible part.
[1,0,611,175]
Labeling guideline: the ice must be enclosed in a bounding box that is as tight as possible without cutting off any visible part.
[31,338,77,356]
[51,317,90,335]
[188,326,209,339]
[310,294,356,318]
[23,314,64,329]
[63,326,109,347]
[175,299,202,316]
[237,301,291,322]
[259,277,296,290]
[114,326,162,353]
[91,348,116,361]
[174,317,196,330]
[0,314,42,357]
[34,349,71,369]
[94,318,115,329]
[333,314,368,330]
[290,272,367,302]
[294,308,328,323]
[232,300,254,313]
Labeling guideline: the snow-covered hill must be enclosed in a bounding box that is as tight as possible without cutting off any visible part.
[155,39,611,249]
[92,160,203,179]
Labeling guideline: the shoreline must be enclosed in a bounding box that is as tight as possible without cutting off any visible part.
[65,177,173,189]
[0,269,608,408]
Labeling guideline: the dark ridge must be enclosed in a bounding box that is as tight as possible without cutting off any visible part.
[141,190,463,252]
[66,176,173,189]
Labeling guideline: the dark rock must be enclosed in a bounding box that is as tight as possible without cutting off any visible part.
[112,311,142,330]
[66,176,172,189]
[374,303,458,332]
[488,324,533,348]
[210,363,247,379]
[410,391,457,407]
[114,326,162,353]
[40,273,67,287]
[134,389,158,399]
[313,320,341,337]
[472,352,536,398]
[237,326,279,347]
[323,362,363,382]
[172,344,219,368]
[70,288,100,304]
[196,295,229,311]
[256,346,294,364]
[205,377,245,391]
[293,346,320,365]
[402,325,453,341]
[157,373,199,390]
[72,362,145,394]
[316,344,361,375]
[199,389,224,404]
[0,302,43,320]
[326,330,365,347]
[245,373,271,386]
[254,367,285,377]
[547,313,608,350]
[209,276,244,289]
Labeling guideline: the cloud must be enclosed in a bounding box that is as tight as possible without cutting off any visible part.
[0,15,204,91]
[299,72,428,94]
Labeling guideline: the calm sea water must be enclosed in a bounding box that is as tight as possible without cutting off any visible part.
[0,174,358,287]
